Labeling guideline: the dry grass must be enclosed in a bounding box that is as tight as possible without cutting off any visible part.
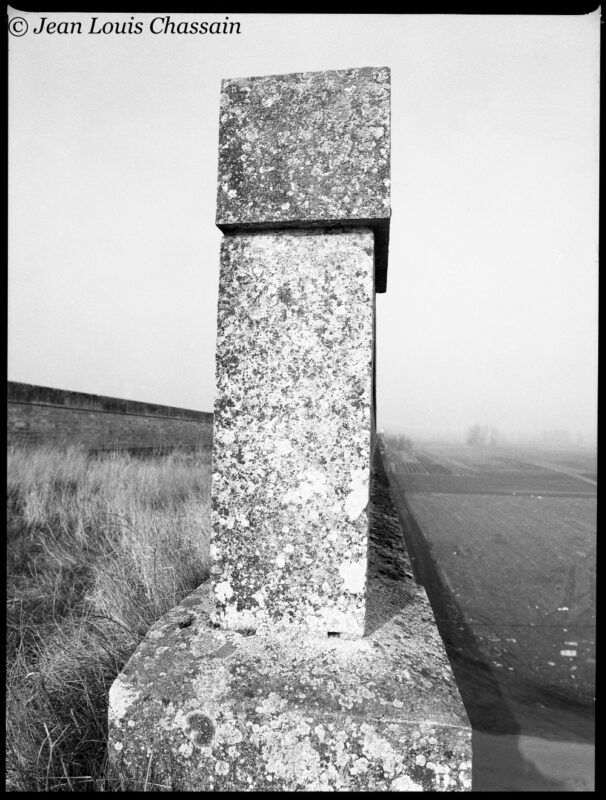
[6,444,211,791]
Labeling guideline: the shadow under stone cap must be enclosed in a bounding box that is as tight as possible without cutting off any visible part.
[216,67,391,292]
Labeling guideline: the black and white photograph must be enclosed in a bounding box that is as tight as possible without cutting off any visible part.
[7,8,598,792]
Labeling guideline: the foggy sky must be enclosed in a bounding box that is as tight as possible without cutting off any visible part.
[8,12,599,441]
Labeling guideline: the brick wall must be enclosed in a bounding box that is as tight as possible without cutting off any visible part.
[7,382,213,452]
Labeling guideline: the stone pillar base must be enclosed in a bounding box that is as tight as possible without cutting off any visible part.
[109,453,472,791]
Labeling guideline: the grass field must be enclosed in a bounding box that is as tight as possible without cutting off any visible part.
[6,444,211,791]
[386,442,596,495]
[418,443,595,480]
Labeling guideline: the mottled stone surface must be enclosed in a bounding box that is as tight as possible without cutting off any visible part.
[109,452,472,791]
[211,229,374,638]
[216,67,391,292]
[108,66,473,789]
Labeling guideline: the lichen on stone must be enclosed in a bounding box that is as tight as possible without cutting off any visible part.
[211,230,374,637]
[216,67,391,230]
[108,676,140,723]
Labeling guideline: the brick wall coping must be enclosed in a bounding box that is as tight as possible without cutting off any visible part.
[7,381,212,422]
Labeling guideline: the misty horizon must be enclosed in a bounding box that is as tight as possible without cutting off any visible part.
[8,12,599,441]
[383,424,597,448]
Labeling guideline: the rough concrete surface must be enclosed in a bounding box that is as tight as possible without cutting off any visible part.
[211,230,375,638]
[109,453,472,791]
[216,67,390,229]
[215,66,391,291]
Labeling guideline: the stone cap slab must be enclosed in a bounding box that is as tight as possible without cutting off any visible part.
[215,67,391,292]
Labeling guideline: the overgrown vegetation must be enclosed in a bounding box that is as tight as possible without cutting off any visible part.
[6,445,211,791]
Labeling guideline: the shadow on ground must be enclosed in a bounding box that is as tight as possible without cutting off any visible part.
[385,468,594,791]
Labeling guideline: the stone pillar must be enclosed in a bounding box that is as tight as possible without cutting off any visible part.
[108,68,472,792]
[211,67,389,639]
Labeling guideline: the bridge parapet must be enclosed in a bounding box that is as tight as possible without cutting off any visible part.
[108,66,471,791]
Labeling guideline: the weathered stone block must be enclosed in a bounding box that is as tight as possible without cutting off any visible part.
[109,454,472,791]
[216,67,391,291]
[108,66,473,790]
[211,229,374,638]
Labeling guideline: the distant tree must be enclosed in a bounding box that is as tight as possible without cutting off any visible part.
[397,433,414,452]
[465,424,488,446]
[488,426,500,447]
